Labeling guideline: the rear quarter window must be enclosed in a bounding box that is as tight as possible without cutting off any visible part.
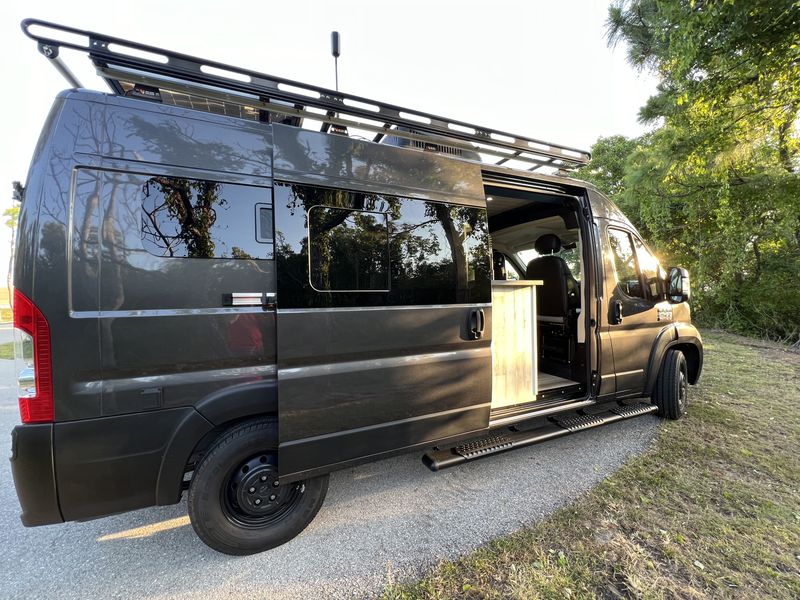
[140,176,273,259]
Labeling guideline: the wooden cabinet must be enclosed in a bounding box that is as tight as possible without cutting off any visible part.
[490,280,542,409]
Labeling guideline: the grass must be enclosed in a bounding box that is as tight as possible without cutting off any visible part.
[0,341,13,360]
[384,331,800,599]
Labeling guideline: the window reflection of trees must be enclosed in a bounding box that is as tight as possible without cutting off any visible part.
[310,208,389,291]
[141,177,225,258]
[276,183,491,306]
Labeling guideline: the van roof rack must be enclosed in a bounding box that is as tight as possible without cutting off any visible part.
[21,18,591,172]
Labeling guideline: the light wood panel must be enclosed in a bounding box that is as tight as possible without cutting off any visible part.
[491,280,542,409]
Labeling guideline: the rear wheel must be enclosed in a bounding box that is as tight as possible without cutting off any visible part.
[652,349,688,420]
[187,418,328,555]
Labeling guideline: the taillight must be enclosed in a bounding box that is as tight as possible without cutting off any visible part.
[13,289,53,423]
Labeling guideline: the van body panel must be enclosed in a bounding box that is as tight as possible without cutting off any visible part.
[92,166,276,417]
[594,205,697,397]
[278,308,492,440]
[272,132,493,478]
[53,407,197,521]
[9,424,62,526]
[31,98,104,421]
[98,93,275,178]
[36,93,279,422]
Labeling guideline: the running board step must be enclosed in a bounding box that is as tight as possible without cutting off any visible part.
[455,434,513,459]
[422,402,658,471]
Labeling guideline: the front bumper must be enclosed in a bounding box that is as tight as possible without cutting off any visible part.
[9,424,63,526]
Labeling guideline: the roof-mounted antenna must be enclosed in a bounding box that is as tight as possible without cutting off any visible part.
[331,31,340,91]
[328,31,347,135]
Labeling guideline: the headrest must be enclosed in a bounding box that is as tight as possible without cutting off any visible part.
[534,234,562,255]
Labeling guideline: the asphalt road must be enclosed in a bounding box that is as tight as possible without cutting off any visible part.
[0,359,658,599]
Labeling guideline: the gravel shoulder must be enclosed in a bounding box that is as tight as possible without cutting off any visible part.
[0,358,657,599]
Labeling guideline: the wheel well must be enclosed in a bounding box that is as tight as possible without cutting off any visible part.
[672,343,701,384]
[184,414,277,474]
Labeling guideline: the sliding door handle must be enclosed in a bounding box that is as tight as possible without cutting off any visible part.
[469,308,485,340]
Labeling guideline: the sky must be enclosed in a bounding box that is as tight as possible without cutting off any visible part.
[0,0,659,286]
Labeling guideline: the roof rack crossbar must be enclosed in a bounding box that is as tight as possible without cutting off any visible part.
[22,18,591,170]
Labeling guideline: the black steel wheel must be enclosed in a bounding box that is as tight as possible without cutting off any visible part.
[652,349,688,420]
[187,418,329,555]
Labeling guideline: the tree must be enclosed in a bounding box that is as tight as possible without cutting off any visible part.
[569,134,650,233]
[4,203,19,305]
[606,0,800,343]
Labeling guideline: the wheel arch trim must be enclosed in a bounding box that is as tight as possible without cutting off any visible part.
[644,324,703,397]
[155,379,279,505]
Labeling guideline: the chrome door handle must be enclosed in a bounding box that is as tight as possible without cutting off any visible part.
[222,292,276,309]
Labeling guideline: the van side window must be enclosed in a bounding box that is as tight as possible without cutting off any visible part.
[632,236,662,300]
[274,182,491,308]
[608,228,644,299]
[140,176,272,259]
[309,207,390,291]
[505,259,520,281]
[256,203,274,243]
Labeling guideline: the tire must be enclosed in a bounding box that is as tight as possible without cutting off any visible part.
[187,417,329,555]
[651,349,689,420]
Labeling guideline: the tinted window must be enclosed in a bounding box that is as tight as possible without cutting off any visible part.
[140,176,272,259]
[309,207,390,291]
[256,204,274,243]
[274,183,491,307]
[608,228,644,298]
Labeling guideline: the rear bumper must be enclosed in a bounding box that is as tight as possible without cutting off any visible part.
[9,424,63,526]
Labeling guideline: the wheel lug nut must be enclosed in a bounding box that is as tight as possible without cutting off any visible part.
[254,499,261,505]
[248,487,256,493]
[273,480,279,487]
[260,475,267,482]
[269,494,276,501]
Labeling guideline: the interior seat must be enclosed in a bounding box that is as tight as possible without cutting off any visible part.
[525,234,579,321]
[526,234,579,368]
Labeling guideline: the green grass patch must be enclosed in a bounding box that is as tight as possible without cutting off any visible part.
[384,331,800,599]
[0,341,14,360]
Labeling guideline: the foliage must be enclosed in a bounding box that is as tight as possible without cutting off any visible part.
[570,134,649,233]
[575,0,800,343]
[3,205,19,231]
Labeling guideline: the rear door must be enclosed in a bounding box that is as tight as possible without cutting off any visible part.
[272,125,493,480]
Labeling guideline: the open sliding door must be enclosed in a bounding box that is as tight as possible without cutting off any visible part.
[271,125,493,480]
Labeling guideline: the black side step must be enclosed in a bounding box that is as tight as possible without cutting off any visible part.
[422,402,658,471]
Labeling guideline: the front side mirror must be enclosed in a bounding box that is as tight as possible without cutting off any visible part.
[668,267,690,303]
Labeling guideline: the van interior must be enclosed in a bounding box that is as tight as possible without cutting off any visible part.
[485,184,588,418]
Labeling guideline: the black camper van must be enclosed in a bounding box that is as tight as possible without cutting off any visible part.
[10,20,702,555]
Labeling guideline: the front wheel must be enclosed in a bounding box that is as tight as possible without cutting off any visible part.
[187,418,329,555]
[651,349,688,420]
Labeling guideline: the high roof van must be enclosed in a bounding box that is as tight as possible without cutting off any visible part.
[10,19,702,555]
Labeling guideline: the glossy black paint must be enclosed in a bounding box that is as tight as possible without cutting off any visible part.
[9,424,62,526]
[54,407,198,520]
